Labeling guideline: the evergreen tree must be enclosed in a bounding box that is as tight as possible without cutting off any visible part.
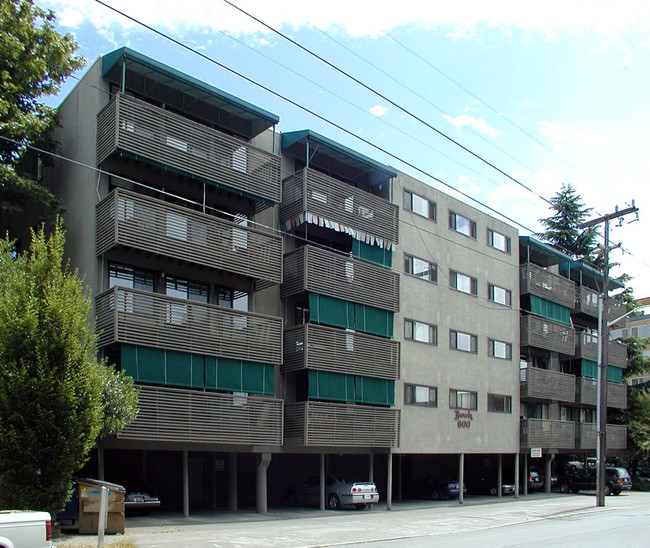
[0,0,85,236]
[0,221,138,515]
[538,183,599,263]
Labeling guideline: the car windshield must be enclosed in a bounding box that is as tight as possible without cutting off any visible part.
[332,475,361,484]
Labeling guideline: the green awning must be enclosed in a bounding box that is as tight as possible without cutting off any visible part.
[519,236,574,267]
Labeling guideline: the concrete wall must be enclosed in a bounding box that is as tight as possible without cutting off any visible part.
[393,172,520,454]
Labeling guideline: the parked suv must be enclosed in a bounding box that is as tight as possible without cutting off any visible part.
[558,467,625,496]
[608,467,632,490]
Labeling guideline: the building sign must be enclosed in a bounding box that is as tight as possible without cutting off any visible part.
[454,410,473,429]
[531,447,542,458]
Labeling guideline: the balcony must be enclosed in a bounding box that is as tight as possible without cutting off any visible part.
[280,167,399,246]
[574,286,599,318]
[577,423,627,450]
[520,418,574,449]
[520,367,575,403]
[577,377,628,409]
[520,315,575,355]
[284,401,399,448]
[117,385,283,446]
[97,93,281,205]
[95,286,283,365]
[97,188,283,284]
[281,245,399,312]
[520,263,576,308]
[575,332,627,368]
[283,324,399,380]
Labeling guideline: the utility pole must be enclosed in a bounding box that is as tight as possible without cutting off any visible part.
[579,204,638,507]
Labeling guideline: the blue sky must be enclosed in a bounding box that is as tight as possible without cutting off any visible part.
[42,0,650,299]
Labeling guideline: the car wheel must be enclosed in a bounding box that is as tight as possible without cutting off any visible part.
[355,504,367,510]
[489,487,497,496]
[559,483,571,494]
[431,489,442,501]
[570,487,580,494]
[604,485,611,496]
[613,490,621,496]
[327,494,341,510]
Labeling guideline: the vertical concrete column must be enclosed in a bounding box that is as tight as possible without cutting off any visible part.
[523,453,528,496]
[228,453,238,511]
[397,455,403,502]
[142,450,148,486]
[369,453,374,482]
[319,453,325,510]
[514,453,520,499]
[458,453,465,505]
[545,454,554,493]
[97,446,105,481]
[256,453,271,514]
[386,452,393,511]
[183,450,189,518]
[497,454,503,497]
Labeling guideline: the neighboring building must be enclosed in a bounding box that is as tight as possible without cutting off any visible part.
[611,309,650,386]
[519,237,628,486]
[44,47,623,514]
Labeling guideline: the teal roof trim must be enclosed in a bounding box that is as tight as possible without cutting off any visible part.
[559,261,625,290]
[281,129,397,177]
[101,47,279,128]
[519,236,574,266]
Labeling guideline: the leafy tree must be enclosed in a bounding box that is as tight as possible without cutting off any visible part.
[0,221,138,516]
[538,183,599,263]
[0,0,85,235]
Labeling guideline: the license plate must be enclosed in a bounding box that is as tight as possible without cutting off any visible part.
[363,494,373,500]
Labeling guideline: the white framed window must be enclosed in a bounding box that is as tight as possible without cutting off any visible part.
[404,384,438,407]
[488,339,512,360]
[404,190,436,221]
[449,211,476,238]
[450,270,478,295]
[488,283,512,306]
[450,330,478,353]
[488,394,512,413]
[405,319,437,345]
[487,229,511,253]
[450,389,478,410]
[404,254,437,283]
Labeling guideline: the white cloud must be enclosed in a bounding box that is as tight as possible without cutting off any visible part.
[41,0,650,39]
[443,113,498,138]
[538,121,616,155]
[370,105,388,117]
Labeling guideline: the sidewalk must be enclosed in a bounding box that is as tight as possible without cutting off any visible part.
[55,491,650,547]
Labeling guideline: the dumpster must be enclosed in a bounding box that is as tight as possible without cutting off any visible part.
[76,478,125,535]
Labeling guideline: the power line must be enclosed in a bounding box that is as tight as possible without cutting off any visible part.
[223,0,553,208]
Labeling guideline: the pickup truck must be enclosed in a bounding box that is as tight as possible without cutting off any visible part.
[0,510,52,548]
[558,468,622,496]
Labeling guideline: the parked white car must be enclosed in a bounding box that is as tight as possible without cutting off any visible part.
[0,510,52,548]
[286,474,379,510]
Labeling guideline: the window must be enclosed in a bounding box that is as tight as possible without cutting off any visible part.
[488,283,512,306]
[404,190,436,221]
[404,384,438,407]
[449,389,478,410]
[450,270,478,295]
[165,276,209,303]
[404,254,437,283]
[109,263,155,291]
[450,330,478,353]
[488,339,512,360]
[487,229,511,253]
[488,394,512,413]
[449,211,476,238]
[405,319,437,345]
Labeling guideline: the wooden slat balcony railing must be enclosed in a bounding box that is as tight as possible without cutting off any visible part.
[95,286,283,365]
[577,377,628,409]
[520,367,575,403]
[284,401,399,448]
[280,167,399,245]
[97,93,281,204]
[281,245,400,312]
[574,286,599,317]
[117,385,283,445]
[96,188,282,284]
[520,315,575,355]
[520,263,575,308]
[577,423,627,450]
[283,324,399,380]
[520,418,575,449]
[574,332,627,368]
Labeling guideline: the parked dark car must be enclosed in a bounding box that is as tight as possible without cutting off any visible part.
[468,476,515,496]
[608,467,632,490]
[125,491,161,515]
[558,468,623,496]
[406,474,467,500]
[634,464,650,477]
[285,475,379,510]
[527,468,543,490]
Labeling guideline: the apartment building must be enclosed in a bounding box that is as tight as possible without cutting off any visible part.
[519,237,628,487]
[611,309,650,386]
[45,46,621,514]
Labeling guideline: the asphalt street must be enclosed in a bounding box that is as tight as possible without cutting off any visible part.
[55,490,650,547]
